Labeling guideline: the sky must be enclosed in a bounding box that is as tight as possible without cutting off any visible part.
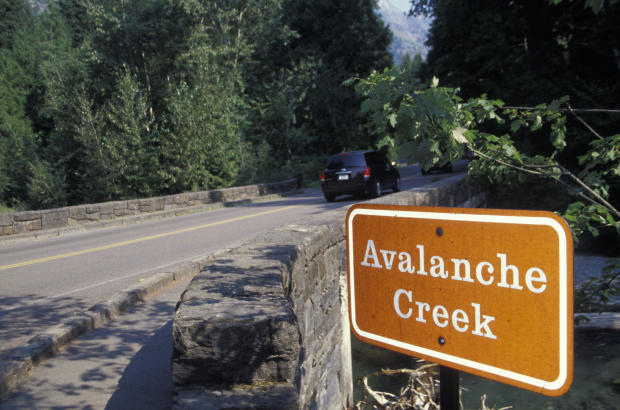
[390,0,412,12]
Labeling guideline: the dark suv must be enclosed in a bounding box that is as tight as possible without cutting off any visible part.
[320,151,401,202]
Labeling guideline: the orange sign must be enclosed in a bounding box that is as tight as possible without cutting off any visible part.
[346,204,573,396]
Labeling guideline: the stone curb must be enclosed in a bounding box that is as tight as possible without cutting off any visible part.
[0,246,238,397]
[0,190,303,245]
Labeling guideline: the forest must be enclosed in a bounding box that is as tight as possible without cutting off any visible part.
[354,0,618,255]
[1,0,618,249]
[1,0,393,210]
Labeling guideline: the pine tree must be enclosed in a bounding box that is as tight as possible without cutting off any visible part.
[0,0,39,206]
[98,66,155,199]
[0,0,32,49]
[280,0,393,154]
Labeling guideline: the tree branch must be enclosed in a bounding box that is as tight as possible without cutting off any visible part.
[566,103,605,139]
[560,165,620,219]
[470,147,546,176]
[470,147,620,219]
[503,106,620,114]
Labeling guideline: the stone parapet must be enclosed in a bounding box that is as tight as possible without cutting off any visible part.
[172,176,487,409]
[0,179,297,239]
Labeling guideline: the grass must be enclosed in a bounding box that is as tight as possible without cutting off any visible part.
[0,204,15,213]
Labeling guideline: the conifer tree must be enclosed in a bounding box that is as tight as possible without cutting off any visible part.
[0,0,39,206]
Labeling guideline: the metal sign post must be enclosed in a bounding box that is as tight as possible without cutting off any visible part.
[440,366,459,410]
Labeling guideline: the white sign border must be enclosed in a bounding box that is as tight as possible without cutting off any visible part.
[347,207,570,393]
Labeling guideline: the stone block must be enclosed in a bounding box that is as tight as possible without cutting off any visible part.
[85,205,100,214]
[85,212,100,221]
[188,192,200,202]
[174,384,298,410]
[112,201,126,210]
[0,213,12,227]
[197,191,211,204]
[26,219,42,231]
[172,297,299,387]
[316,354,346,410]
[98,203,115,218]
[163,195,175,205]
[323,242,346,276]
[68,206,87,221]
[220,189,233,201]
[301,297,314,348]
[14,221,28,234]
[138,198,155,212]
[12,211,40,222]
[112,203,128,216]
[455,184,468,204]
[173,253,300,388]
[412,190,429,206]
[208,190,222,203]
[41,210,68,230]
[174,193,189,205]
[127,200,139,211]
[246,185,260,196]
[152,197,165,211]
[238,236,302,273]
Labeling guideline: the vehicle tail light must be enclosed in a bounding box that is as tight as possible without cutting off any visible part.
[363,166,371,179]
[320,171,325,182]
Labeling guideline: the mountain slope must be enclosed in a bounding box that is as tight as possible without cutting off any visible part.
[378,0,430,65]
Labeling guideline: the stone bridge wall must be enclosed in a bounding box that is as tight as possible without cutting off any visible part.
[0,179,297,238]
[172,176,487,409]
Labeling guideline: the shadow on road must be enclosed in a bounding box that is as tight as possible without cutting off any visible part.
[1,297,178,410]
[106,319,174,410]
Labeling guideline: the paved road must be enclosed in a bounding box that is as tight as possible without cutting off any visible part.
[0,191,343,354]
[0,164,461,355]
[0,164,467,408]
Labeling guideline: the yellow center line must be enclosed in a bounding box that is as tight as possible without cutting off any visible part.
[0,205,299,271]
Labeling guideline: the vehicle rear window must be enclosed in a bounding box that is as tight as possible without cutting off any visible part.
[364,151,384,166]
[326,154,366,169]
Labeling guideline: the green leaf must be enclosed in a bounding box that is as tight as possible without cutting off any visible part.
[451,127,468,144]
[550,128,567,150]
[342,76,359,87]
[532,115,543,130]
[387,113,398,128]
[585,0,605,14]
[548,99,562,112]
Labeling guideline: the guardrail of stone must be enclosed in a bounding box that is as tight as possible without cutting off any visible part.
[0,179,297,239]
[171,175,488,409]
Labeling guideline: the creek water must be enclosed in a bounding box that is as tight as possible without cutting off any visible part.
[352,330,619,409]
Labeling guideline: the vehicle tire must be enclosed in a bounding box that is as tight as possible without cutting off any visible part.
[369,179,381,198]
[393,177,401,192]
[324,193,336,202]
